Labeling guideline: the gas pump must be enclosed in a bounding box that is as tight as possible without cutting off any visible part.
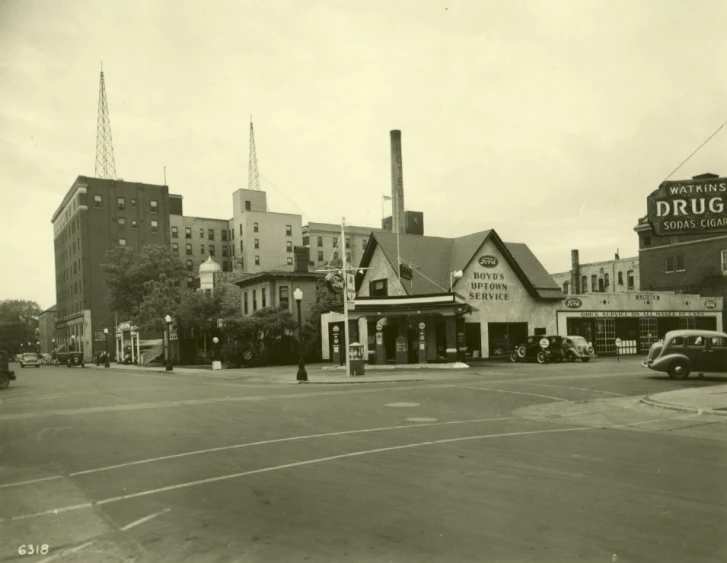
[417,322,427,364]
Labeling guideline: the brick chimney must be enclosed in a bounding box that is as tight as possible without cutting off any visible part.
[570,249,580,294]
[293,246,310,273]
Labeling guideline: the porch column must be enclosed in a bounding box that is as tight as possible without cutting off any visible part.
[445,316,457,362]
[119,331,124,363]
[456,316,467,362]
[136,333,141,363]
[358,318,370,363]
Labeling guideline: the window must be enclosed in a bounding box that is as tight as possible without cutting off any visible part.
[150,220,159,233]
[186,244,192,255]
[286,241,293,253]
[317,236,323,247]
[333,252,339,260]
[209,245,215,256]
[591,275,597,292]
[208,229,214,240]
[710,336,727,348]
[199,228,204,239]
[333,237,337,248]
[346,253,351,263]
[245,201,251,211]
[222,261,229,272]
[598,278,604,292]
[221,230,228,241]
[618,271,623,285]
[255,255,260,265]
[150,200,158,213]
[666,257,674,273]
[317,251,324,262]
[201,244,205,254]
[240,240,244,252]
[279,286,289,308]
[345,237,350,249]
[94,195,102,207]
[254,239,260,249]
[642,236,651,247]
[676,254,684,272]
[627,270,634,290]
[563,281,569,294]
[670,336,684,346]
[222,246,228,257]
[117,197,125,210]
[686,335,705,347]
[131,198,137,208]
[604,273,609,287]
[370,279,388,296]
[172,243,179,253]
[185,227,192,239]
[252,290,257,311]
[239,224,243,235]
[186,277,194,289]
[118,238,126,246]
[287,257,293,265]
[261,288,266,308]
[581,275,587,292]
[722,250,727,273]
[285,224,292,236]
[118,218,126,230]
[244,292,249,314]
[186,260,193,271]
[172,226,178,238]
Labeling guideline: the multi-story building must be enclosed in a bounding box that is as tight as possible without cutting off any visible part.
[551,250,639,295]
[51,176,173,360]
[303,222,384,269]
[230,188,302,273]
[381,210,424,235]
[38,305,57,354]
[169,194,234,291]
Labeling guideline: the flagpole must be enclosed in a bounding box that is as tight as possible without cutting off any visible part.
[341,216,351,377]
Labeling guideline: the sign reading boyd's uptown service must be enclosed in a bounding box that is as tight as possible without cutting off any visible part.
[648,177,727,235]
[470,255,509,301]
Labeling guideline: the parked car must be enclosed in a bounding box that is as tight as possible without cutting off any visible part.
[55,351,85,368]
[40,353,53,365]
[510,335,566,364]
[19,353,41,368]
[642,329,727,379]
[13,353,23,363]
[562,336,596,362]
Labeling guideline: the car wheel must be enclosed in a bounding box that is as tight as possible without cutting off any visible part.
[581,357,591,363]
[565,351,576,362]
[509,351,518,363]
[516,346,526,359]
[536,351,547,364]
[668,360,690,380]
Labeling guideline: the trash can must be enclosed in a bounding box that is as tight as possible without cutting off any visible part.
[349,342,365,376]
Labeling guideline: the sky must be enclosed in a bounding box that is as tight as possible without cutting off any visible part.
[2,0,727,311]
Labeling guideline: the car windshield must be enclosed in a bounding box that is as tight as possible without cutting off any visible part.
[23,353,38,359]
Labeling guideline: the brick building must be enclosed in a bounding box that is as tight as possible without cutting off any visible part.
[38,305,56,354]
[51,176,173,360]
[551,250,639,295]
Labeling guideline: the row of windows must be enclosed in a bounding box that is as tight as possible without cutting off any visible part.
[172,227,229,241]
[184,260,231,272]
[316,251,351,263]
[117,218,160,232]
[238,223,293,236]
[669,335,727,348]
[243,286,290,314]
[562,271,635,293]
[95,195,158,212]
[172,243,230,257]
[315,236,363,249]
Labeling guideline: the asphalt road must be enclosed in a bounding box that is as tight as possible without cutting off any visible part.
[1,359,726,563]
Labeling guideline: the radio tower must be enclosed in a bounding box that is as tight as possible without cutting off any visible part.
[248,117,261,191]
[95,64,117,179]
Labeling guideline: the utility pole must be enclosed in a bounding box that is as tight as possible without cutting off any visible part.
[341,217,351,377]
[95,63,117,179]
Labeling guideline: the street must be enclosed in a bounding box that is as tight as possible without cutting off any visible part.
[1,359,726,563]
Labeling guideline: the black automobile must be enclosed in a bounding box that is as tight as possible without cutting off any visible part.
[510,335,566,364]
[55,351,85,368]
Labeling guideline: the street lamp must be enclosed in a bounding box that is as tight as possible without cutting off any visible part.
[51,338,56,365]
[212,336,219,361]
[36,340,40,354]
[165,314,173,371]
[293,287,308,382]
[449,270,463,292]
[71,335,76,353]
[103,328,110,368]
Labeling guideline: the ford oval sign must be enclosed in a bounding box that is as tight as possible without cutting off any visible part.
[565,298,582,309]
[705,300,717,309]
[478,255,498,268]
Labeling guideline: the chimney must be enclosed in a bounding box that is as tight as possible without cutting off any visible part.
[570,249,580,295]
[390,130,406,235]
[293,246,309,273]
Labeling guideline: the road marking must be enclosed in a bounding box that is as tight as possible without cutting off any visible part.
[0,475,62,489]
[457,385,569,402]
[36,540,96,563]
[384,402,421,407]
[120,508,171,531]
[69,417,517,477]
[501,381,626,397]
[407,418,438,422]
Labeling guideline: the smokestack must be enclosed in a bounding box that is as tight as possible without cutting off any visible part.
[570,249,580,295]
[293,246,309,273]
[390,130,405,235]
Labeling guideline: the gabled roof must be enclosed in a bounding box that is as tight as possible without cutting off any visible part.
[358,229,563,300]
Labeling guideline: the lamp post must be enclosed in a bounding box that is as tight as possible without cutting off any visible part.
[71,335,76,353]
[165,314,173,371]
[212,336,219,361]
[103,328,110,367]
[51,338,56,365]
[449,269,463,292]
[293,287,308,382]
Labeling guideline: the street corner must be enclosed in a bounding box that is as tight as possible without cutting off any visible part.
[512,396,644,423]
[640,384,727,417]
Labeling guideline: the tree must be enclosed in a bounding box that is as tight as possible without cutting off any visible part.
[101,245,185,319]
[223,306,296,366]
[301,277,343,361]
[0,299,42,353]
[135,274,180,332]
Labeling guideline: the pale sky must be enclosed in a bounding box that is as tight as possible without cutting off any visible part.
[2,0,727,310]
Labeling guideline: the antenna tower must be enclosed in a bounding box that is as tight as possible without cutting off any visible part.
[248,118,261,191]
[95,64,117,179]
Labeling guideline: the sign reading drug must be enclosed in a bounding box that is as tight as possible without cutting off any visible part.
[648,177,727,235]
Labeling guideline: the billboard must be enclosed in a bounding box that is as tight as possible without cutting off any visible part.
[647,177,727,236]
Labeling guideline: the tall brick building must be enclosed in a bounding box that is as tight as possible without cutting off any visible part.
[52,176,173,360]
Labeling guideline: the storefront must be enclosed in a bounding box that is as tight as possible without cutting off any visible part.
[556,293,723,354]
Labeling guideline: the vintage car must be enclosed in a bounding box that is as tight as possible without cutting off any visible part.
[40,353,53,365]
[55,351,85,368]
[19,353,41,368]
[562,335,596,362]
[642,329,727,379]
[510,335,566,364]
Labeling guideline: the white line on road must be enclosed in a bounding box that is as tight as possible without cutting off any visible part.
[120,508,171,531]
[500,381,626,397]
[457,385,569,402]
[0,475,62,489]
[69,416,517,476]
[35,540,97,563]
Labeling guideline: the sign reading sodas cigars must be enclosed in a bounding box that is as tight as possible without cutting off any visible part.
[647,177,727,235]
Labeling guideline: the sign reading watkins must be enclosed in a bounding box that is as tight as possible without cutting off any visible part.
[648,177,727,235]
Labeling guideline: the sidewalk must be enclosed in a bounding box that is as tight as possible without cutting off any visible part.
[641,385,727,416]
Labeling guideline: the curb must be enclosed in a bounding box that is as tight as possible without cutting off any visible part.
[640,396,727,417]
[294,379,427,385]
